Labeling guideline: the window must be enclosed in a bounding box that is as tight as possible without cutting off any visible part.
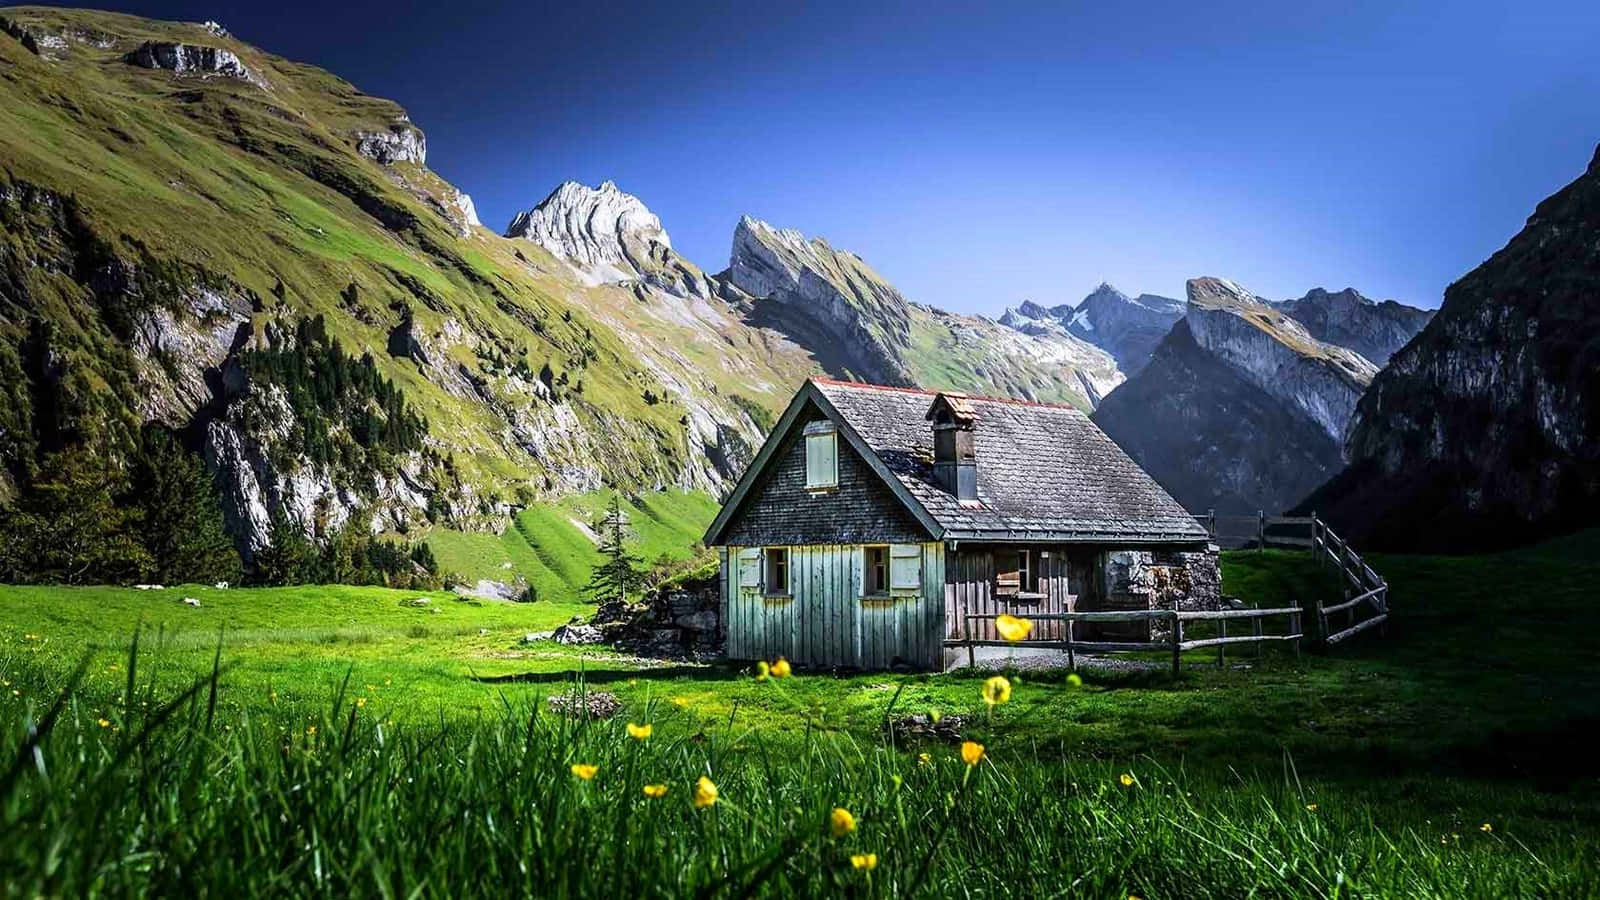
[864,546,888,595]
[763,548,789,596]
[804,423,838,489]
[995,549,1035,596]
[889,544,922,591]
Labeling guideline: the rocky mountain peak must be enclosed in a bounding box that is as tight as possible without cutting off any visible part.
[1278,286,1432,365]
[507,181,670,269]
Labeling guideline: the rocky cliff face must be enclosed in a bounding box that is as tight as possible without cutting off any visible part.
[124,40,266,88]
[1185,277,1377,443]
[1276,288,1432,365]
[1305,145,1600,550]
[723,216,1121,407]
[354,122,426,166]
[1000,283,1182,375]
[1092,276,1382,515]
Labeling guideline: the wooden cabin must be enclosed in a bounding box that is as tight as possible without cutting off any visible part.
[703,378,1219,670]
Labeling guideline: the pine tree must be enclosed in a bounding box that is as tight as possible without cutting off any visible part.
[128,428,242,585]
[250,510,321,586]
[582,495,644,604]
[0,447,152,584]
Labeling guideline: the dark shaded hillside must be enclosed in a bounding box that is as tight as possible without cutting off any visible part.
[1093,321,1343,515]
[1306,144,1600,552]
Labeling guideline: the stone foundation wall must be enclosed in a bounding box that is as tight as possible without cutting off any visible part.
[1091,545,1221,640]
[596,576,724,661]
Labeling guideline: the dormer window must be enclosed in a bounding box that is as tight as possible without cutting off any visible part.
[803,420,838,490]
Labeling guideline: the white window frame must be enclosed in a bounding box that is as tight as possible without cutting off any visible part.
[763,547,790,597]
[862,545,889,596]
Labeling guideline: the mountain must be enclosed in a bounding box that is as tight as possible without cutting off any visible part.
[1276,287,1432,365]
[0,7,818,558]
[1305,145,1600,551]
[0,7,1123,566]
[1000,284,1183,375]
[1092,277,1380,515]
[718,215,1124,408]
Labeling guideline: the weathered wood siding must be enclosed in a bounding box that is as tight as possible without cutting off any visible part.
[719,405,932,546]
[943,545,1094,642]
[722,542,946,670]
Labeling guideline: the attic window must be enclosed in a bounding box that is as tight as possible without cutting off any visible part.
[803,421,838,490]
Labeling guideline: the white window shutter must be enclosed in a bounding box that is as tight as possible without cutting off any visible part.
[737,548,761,588]
[805,433,837,488]
[890,544,922,591]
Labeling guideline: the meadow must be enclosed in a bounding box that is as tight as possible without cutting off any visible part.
[2,536,1598,895]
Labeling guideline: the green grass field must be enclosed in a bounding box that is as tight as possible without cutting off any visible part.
[3,535,1598,895]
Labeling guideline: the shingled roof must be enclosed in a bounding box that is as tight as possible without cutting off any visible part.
[706,378,1210,544]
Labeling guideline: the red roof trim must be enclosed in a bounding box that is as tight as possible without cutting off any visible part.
[807,376,1085,412]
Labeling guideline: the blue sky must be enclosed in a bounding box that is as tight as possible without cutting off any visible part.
[61,1,1600,311]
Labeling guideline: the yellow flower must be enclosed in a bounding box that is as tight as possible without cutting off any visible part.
[356,696,367,708]
[306,725,316,735]
[626,722,653,740]
[1066,673,1083,688]
[994,614,1033,642]
[917,752,932,767]
[642,784,668,798]
[693,776,718,808]
[771,657,792,678]
[671,697,689,708]
[960,741,985,766]
[1480,823,1492,833]
[830,807,857,837]
[97,718,111,728]
[570,763,598,780]
[1305,803,1318,811]
[850,853,878,871]
[1119,773,1134,788]
[981,675,1012,706]
[754,661,769,681]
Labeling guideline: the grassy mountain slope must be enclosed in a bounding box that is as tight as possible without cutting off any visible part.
[0,7,810,561]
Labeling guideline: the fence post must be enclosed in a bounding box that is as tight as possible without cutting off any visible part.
[965,613,975,669]
[1066,615,1076,671]
[1218,617,1227,668]
[1170,610,1181,678]
[1257,509,1265,553]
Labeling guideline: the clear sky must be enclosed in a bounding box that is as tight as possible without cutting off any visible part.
[46,0,1600,311]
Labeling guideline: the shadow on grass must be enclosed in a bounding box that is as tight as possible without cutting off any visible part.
[469,664,746,685]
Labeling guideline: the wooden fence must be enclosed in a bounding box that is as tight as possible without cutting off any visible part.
[1310,515,1389,644]
[954,607,1304,677]
[944,513,1388,674]
[1197,510,1317,551]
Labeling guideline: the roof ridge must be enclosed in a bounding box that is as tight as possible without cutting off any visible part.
[808,377,1086,412]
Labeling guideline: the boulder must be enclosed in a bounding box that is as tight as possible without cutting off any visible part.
[552,623,604,645]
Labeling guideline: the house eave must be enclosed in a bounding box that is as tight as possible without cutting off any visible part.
[941,529,1212,545]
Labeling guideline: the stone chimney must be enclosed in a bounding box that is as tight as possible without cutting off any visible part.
[926,392,978,503]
